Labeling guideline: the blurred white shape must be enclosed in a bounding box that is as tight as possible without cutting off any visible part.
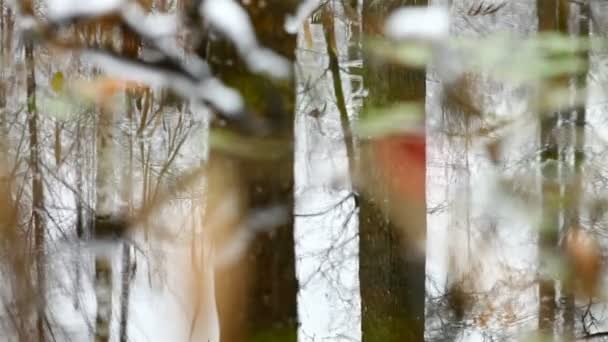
[284,0,319,34]
[85,51,166,86]
[198,79,244,115]
[123,3,178,37]
[46,0,124,20]
[85,51,244,116]
[17,16,37,30]
[245,53,291,79]
[385,6,449,41]
[200,0,292,78]
[47,0,177,38]
[201,0,257,50]
[247,48,292,79]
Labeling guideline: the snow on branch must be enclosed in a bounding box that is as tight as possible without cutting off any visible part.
[37,0,246,118]
[199,0,292,79]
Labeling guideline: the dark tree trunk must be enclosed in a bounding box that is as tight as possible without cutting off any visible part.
[561,2,590,339]
[54,123,62,166]
[118,242,132,342]
[322,3,356,178]
[360,1,427,341]
[25,36,46,342]
[536,0,568,337]
[206,1,299,341]
[73,123,84,311]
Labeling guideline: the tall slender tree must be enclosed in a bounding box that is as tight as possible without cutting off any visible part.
[359,1,427,341]
[24,16,47,342]
[536,0,568,337]
[93,105,115,342]
[92,27,121,342]
[322,3,356,178]
[117,26,141,342]
[5,3,38,340]
[561,1,591,338]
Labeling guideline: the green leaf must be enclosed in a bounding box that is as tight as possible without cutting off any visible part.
[50,71,65,94]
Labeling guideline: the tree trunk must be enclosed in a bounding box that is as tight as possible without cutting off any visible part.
[537,0,568,337]
[359,1,427,341]
[118,94,135,342]
[93,24,140,342]
[117,31,139,342]
[54,122,62,166]
[206,1,299,341]
[73,122,84,310]
[25,36,46,342]
[118,242,131,342]
[4,9,35,338]
[323,5,356,175]
[562,2,590,338]
[94,102,115,342]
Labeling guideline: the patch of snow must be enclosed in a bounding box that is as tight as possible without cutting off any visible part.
[197,79,244,116]
[46,0,124,20]
[85,50,168,87]
[123,3,178,38]
[201,0,257,51]
[85,50,244,116]
[247,48,292,79]
[200,0,292,79]
[385,6,449,41]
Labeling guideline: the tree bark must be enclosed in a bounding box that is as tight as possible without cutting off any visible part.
[359,1,427,341]
[25,36,46,342]
[562,2,590,338]
[117,30,140,342]
[323,5,356,175]
[93,93,114,342]
[206,1,299,341]
[536,0,568,337]
[94,99,115,342]
[118,96,134,342]
[118,242,131,342]
[71,120,85,312]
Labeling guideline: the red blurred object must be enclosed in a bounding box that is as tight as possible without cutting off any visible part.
[565,228,602,298]
[372,132,426,203]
